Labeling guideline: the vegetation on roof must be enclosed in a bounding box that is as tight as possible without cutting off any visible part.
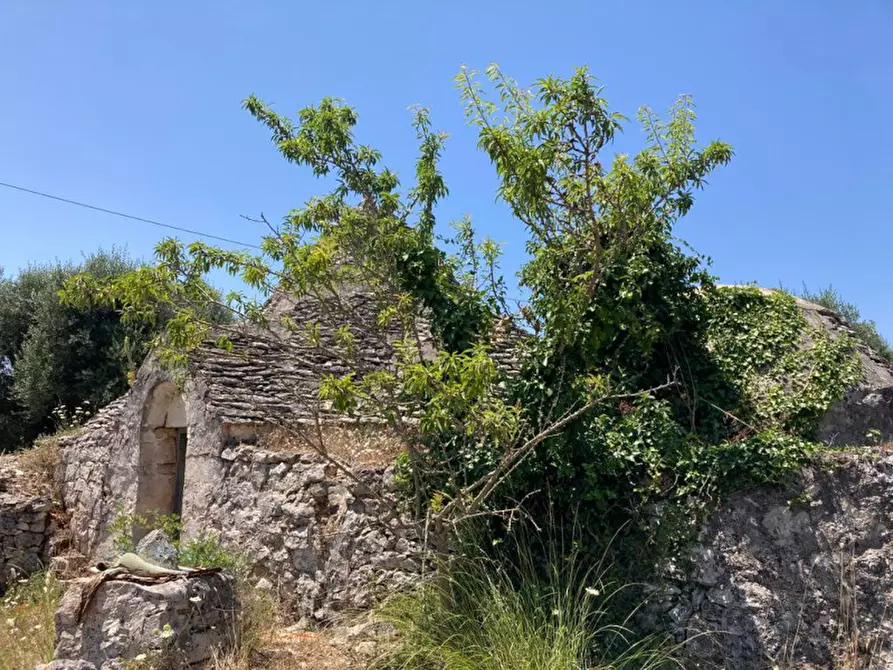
[49,64,871,666]
[800,284,893,362]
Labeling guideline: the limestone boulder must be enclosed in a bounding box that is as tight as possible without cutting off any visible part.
[135,529,179,569]
[35,661,97,670]
[52,573,238,669]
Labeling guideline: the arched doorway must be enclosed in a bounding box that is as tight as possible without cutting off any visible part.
[135,382,188,543]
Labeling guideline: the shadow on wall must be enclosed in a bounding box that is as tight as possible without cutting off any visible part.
[665,450,893,669]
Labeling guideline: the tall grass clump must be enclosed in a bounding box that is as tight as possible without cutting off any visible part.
[0,572,63,670]
[374,535,681,670]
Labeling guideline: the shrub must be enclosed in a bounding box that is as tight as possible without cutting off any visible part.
[109,507,248,577]
[179,533,248,577]
[108,507,183,554]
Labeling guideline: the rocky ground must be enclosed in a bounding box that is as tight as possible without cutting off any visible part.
[254,623,391,670]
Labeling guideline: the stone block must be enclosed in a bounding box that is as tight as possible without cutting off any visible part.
[135,529,179,569]
[52,572,239,669]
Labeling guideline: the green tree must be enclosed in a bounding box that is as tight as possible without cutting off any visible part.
[64,66,858,565]
[0,248,230,451]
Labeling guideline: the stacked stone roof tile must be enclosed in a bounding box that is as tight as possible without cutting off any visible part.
[191,289,525,425]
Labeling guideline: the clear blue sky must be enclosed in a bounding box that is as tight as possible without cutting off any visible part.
[1,2,891,334]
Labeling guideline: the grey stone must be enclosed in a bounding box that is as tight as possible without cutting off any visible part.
[652,447,893,669]
[254,577,273,591]
[135,529,179,569]
[0,491,52,590]
[35,660,97,670]
[795,294,893,446]
[53,572,238,669]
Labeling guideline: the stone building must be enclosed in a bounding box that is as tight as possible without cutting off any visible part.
[36,285,893,662]
[56,286,518,620]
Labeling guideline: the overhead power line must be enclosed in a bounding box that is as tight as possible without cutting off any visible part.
[0,180,262,249]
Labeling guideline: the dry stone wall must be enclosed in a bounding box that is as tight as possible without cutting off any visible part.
[199,442,420,622]
[57,358,420,622]
[57,398,130,560]
[0,491,52,590]
[49,287,893,663]
[59,363,223,561]
[656,448,893,669]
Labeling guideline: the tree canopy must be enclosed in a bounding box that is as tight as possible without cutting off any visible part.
[0,248,229,452]
[63,66,860,566]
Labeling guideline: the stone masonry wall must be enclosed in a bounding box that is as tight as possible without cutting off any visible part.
[59,361,223,561]
[659,448,893,669]
[198,442,420,623]
[0,492,53,590]
[58,356,419,622]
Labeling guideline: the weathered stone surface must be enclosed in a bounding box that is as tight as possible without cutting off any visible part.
[35,660,97,670]
[56,282,893,659]
[657,448,893,668]
[135,529,179,569]
[50,553,89,580]
[785,293,893,447]
[59,379,422,622]
[0,491,52,590]
[200,444,421,621]
[53,573,238,669]
[58,368,222,562]
[709,288,893,448]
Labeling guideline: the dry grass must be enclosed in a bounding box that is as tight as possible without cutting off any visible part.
[257,423,406,468]
[19,435,63,495]
[778,546,890,669]
[0,430,71,499]
[205,577,362,670]
[0,572,63,670]
[210,629,359,670]
[831,548,889,670]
